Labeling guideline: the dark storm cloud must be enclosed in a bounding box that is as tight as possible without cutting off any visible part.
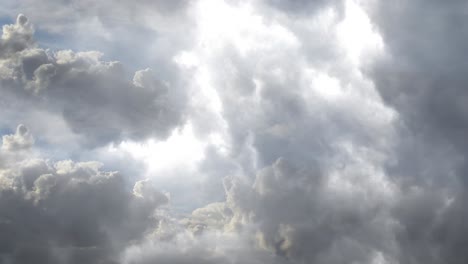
[0,126,168,264]
[363,0,468,263]
[0,15,187,147]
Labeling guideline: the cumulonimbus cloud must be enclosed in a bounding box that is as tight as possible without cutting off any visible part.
[2,0,468,263]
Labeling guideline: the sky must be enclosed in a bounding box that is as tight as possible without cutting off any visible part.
[0,0,467,263]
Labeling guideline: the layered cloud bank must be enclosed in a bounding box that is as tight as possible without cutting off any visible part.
[0,0,467,264]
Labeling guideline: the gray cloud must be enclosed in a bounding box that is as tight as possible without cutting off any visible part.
[362,0,468,263]
[221,157,397,264]
[261,0,345,17]
[0,14,33,55]
[3,1,468,264]
[0,126,168,264]
[1,0,190,34]
[0,15,187,148]
[144,1,400,263]
[1,0,195,81]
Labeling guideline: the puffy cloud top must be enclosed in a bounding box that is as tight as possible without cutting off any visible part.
[0,14,187,148]
[1,124,34,151]
[0,128,168,264]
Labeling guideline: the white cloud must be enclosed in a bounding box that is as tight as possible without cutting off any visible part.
[1,124,34,151]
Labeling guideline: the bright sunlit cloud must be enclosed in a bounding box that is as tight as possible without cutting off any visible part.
[336,0,384,64]
[112,123,205,176]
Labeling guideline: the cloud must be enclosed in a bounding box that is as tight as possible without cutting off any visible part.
[361,0,468,263]
[0,15,187,148]
[1,0,190,34]
[0,126,168,264]
[222,157,398,263]
[261,0,345,16]
[0,14,34,55]
[1,124,34,151]
[1,2,399,264]
[122,1,400,263]
[3,1,468,264]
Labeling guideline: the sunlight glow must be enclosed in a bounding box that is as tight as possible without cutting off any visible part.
[115,123,205,176]
[336,0,384,64]
[195,0,298,55]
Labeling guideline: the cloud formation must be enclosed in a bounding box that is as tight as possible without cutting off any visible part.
[129,1,400,263]
[2,1,468,264]
[0,125,168,264]
[1,124,34,151]
[364,1,468,263]
[0,15,187,147]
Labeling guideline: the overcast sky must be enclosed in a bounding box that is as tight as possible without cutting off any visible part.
[1,0,467,263]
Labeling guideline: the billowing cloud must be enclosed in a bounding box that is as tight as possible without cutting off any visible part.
[122,1,401,263]
[0,126,168,264]
[2,0,468,264]
[0,15,187,147]
[363,1,468,263]
[1,124,34,151]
